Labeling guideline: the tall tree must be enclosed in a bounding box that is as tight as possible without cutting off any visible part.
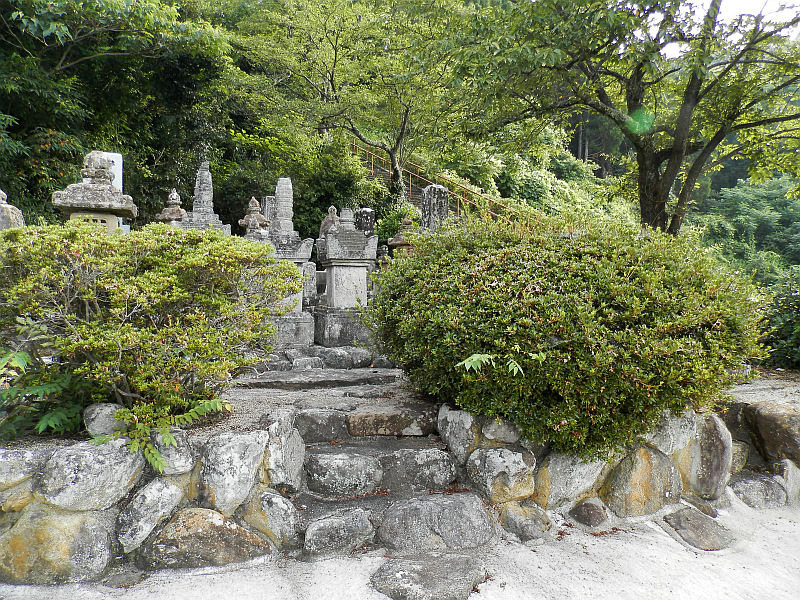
[448,0,800,233]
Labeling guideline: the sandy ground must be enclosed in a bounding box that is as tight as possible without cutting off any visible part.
[1,497,798,600]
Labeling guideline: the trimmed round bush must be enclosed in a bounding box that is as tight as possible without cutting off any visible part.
[369,217,764,457]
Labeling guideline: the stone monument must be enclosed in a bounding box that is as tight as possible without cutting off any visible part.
[388,217,414,257]
[176,161,230,234]
[238,197,270,241]
[52,151,137,232]
[154,189,187,224]
[421,184,449,232]
[261,178,315,348]
[0,189,25,230]
[314,206,378,347]
[355,207,376,237]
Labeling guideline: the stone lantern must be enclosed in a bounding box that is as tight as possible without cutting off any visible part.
[52,151,137,232]
[388,217,414,257]
[0,189,25,230]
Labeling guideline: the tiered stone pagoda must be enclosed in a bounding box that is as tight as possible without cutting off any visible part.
[0,189,25,230]
[51,151,137,232]
[314,206,378,347]
[261,178,315,347]
[176,161,230,234]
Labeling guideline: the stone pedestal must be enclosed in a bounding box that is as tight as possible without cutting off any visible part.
[313,306,371,348]
[314,207,377,347]
[52,151,137,231]
[274,312,315,348]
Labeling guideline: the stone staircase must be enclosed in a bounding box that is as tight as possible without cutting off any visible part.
[364,163,426,207]
[230,370,497,560]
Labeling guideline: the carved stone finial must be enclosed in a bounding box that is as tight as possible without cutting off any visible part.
[239,196,270,235]
[155,188,187,223]
[339,207,356,231]
[319,206,340,239]
[80,151,114,185]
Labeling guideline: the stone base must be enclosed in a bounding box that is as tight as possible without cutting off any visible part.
[274,312,315,349]
[314,306,371,348]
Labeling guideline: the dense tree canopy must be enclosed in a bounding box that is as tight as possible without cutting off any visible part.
[447,0,800,233]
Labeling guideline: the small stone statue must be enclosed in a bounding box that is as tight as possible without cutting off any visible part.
[155,188,187,223]
[319,206,340,238]
[239,197,270,237]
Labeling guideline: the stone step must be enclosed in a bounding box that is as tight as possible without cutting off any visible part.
[295,391,439,442]
[303,437,458,498]
[233,368,403,390]
[292,489,494,556]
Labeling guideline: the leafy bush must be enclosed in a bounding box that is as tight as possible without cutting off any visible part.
[0,221,301,468]
[369,217,764,457]
[375,200,421,246]
[764,267,800,368]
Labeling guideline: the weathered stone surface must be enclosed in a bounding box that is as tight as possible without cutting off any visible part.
[437,405,481,464]
[771,458,800,506]
[83,403,125,436]
[672,414,732,500]
[645,409,697,455]
[303,508,374,555]
[663,507,735,551]
[242,486,300,549]
[379,449,456,491]
[532,452,606,509]
[308,346,354,369]
[420,184,450,233]
[261,415,304,491]
[305,452,383,497]
[343,346,374,368]
[729,471,788,508]
[0,189,25,230]
[117,478,182,554]
[39,440,144,511]
[347,403,437,437]
[0,503,116,584]
[174,161,230,234]
[599,446,682,517]
[371,356,395,369]
[292,356,324,370]
[234,368,402,390]
[370,552,487,600]
[138,508,269,569]
[744,401,800,464]
[151,428,196,476]
[466,448,536,504]
[569,498,608,527]
[0,479,35,513]
[0,448,52,491]
[481,418,521,444]
[499,500,552,541]
[682,495,719,518]
[730,441,749,474]
[201,430,268,515]
[377,493,495,552]
[296,408,349,442]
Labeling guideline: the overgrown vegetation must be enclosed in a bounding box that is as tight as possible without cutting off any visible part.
[763,267,800,368]
[0,221,301,469]
[369,217,765,457]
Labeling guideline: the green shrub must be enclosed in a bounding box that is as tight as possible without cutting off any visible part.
[368,217,764,457]
[375,200,421,246]
[764,267,800,368]
[0,221,301,468]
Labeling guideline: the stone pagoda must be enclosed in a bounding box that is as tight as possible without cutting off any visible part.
[154,189,187,224]
[261,178,315,348]
[52,151,137,232]
[176,161,230,234]
[314,206,378,347]
[0,189,25,230]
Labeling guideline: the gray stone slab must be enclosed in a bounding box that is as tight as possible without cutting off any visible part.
[663,507,735,551]
[371,552,487,600]
[233,369,402,390]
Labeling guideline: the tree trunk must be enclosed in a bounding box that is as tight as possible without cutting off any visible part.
[637,152,669,231]
[387,149,405,202]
